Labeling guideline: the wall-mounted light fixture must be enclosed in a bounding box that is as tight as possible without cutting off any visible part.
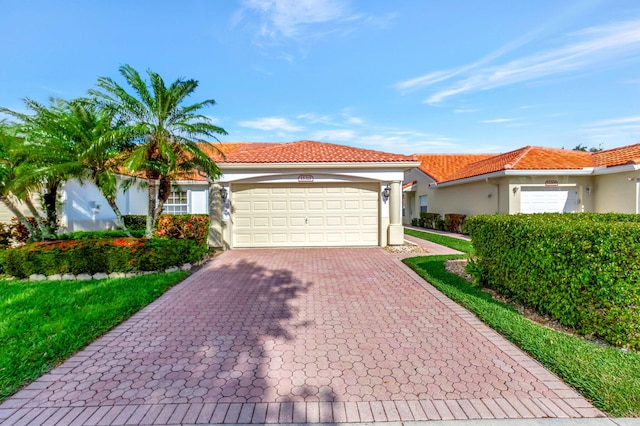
[382,185,391,199]
[90,201,101,214]
[220,186,228,201]
[586,186,592,195]
[512,186,519,194]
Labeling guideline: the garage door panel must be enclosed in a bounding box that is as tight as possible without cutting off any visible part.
[290,233,307,243]
[272,234,288,243]
[363,199,378,209]
[326,200,342,210]
[308,200,324,210]
[271,201,287,211]
[290,217,306,227]
[307,217,323,227]
[344,200,360,210]
[253,201,269,211]
[232,183,379,247]
[253,217,269,227]
[290,200,306,210]
[327,216,342,226]
[344,216,360,226]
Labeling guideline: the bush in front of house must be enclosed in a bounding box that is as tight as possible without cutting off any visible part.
[465,213,640,350]
[155,214,209,244]
[444,213,467,234]
[122,215,147,231]
[57,229,146,240]
[419,212,442,229]
[1,237,207,278]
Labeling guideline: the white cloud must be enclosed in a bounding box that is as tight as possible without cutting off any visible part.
[396,18,640,104]
[454,108,476,113]
[347,116,363,124]
[296,112,334,125]
[582,115,640,147]
[590,115,640,126]
[238,116,303,132]
[237,0,354,38]
[311,129,356,141]
[481,118,516,123]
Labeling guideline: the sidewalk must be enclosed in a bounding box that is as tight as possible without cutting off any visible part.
[404,225,472,241]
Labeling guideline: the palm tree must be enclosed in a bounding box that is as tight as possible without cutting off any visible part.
[0,98,80,236]
[0,121,48,240]
[2,99,139,236]
[89,65,227,238]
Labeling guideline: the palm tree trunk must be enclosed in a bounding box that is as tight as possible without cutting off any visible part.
[0,194,40,241]
[43,181,59,235]
[105,197,132,237]
[146,179,157,238]
[24,194,54,239]
[151,176,172,232]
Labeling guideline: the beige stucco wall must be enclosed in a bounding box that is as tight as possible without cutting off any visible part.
[428,180,504,216]
[593,171,640,213]
[402,168,432,225]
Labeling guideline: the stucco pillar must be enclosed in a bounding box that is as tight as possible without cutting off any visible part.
[388,180,404,245]
[208,183,224,249]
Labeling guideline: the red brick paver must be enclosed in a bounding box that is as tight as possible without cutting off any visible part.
[0,248,603,424]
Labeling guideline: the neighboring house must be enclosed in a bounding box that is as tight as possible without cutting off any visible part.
[1,140,418,248]
[403,143,640,224]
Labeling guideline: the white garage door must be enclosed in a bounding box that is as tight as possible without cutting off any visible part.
[520,188,578,213]
[232,183,379,247]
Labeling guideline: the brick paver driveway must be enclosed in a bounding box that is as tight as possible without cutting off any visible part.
[1,248,602,425]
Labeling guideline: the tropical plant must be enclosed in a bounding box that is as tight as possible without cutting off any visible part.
[0,121,48,239]
[1,98,140,237]
[89,65,227,237]
[0,99,78,236]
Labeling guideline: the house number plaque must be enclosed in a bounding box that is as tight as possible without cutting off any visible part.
[298,175,314,183]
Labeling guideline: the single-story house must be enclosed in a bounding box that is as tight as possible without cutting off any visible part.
[3,140,419,248]
[403,143,640,224]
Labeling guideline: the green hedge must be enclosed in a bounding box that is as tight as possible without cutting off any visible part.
[416,212,442,229]
[1,237,207,278]
[122,215,147,231]
[466,213,640,350]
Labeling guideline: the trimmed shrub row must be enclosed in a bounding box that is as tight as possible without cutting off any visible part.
[411,212,468,234]
[1,237,207,278]
[465,213,640,350]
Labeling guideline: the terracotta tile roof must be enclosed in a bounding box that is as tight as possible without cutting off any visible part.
[402,180,417,190]
[220,140,416,163]
[415,154,495,182]
[592,143,640,167]
[440,146,593,183]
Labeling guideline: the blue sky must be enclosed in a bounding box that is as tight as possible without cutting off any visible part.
[2,0,640,154]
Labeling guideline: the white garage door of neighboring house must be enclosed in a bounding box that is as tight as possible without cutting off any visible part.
[520,188,578,213]
[232,182,379,247]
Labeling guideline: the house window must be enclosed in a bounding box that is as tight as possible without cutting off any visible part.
[164,190,188,215]
[419,195,428,213]
[402,194,406,217]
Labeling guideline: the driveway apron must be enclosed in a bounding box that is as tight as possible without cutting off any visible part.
[1,248,603,425]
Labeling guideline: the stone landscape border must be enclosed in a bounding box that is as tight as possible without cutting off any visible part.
[10,258,210,282]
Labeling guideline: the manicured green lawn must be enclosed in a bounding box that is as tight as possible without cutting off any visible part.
[404,255,640,417]
[0,272,188,401]
[404,227,474,254]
